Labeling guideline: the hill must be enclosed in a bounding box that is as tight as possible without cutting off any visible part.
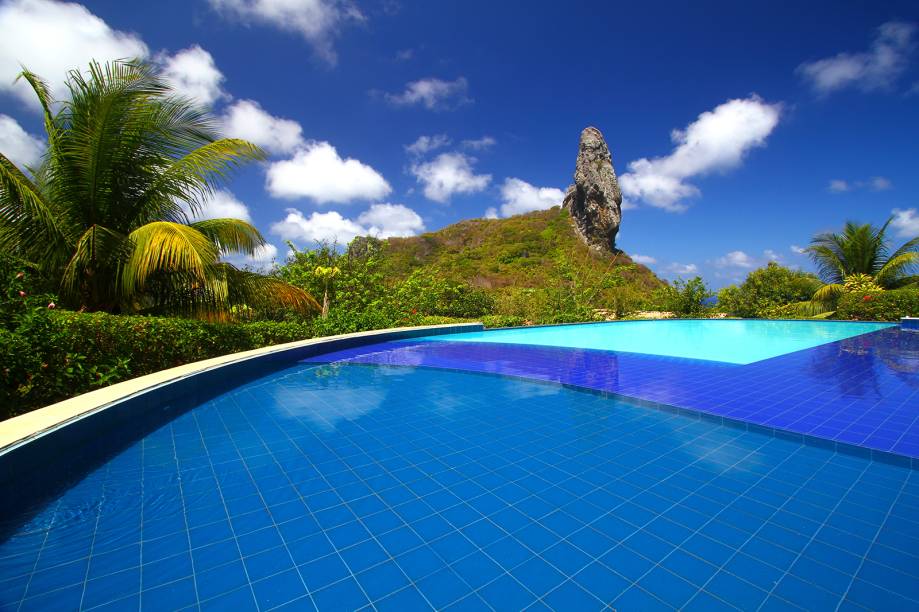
[374,206,663,293]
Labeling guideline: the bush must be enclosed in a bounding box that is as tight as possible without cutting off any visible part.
[717,263,822,318]
[651,277,712,316]
[835,288,919,321]
[0,310,315,419]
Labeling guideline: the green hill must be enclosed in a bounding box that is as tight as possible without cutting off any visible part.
[357,206,664,322]
[376,206,662,291]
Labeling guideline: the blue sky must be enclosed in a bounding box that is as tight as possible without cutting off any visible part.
[0,0,917,287]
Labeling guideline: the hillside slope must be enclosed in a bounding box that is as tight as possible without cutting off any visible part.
[374,206,663,292]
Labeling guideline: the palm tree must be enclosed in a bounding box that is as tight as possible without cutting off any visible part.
[0,60,318,317]
[804,218,918,314]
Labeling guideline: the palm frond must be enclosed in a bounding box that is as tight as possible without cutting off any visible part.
[140,139,265,221]
[15,69,59,150]
[812,283,845,303]
[122,222,217,297]
[223,264,321,314]
[190,218,266,256]
[0,152,73,270]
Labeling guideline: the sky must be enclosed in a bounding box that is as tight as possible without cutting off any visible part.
[0,0,917,288]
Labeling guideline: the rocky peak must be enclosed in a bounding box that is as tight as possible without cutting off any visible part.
[562,126,622,253]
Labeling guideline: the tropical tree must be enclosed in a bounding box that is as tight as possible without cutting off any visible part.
[0,60,318,318]
[802,218,918,315]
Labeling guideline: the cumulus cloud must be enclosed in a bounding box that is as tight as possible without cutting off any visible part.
[187,189,252,222]
[157,45,227,106]
[410,152,490,203]
[271,203,424,245]
[384,77,470,110]
[0,113,44,167]
[828,176,893,193]
[715,250,756,268]
[0,0,149,108]
[797,21,916,94]
[790,245,807,255]
[483,207,498,219]
[620,96,781,212]
[462,136,496,150]
[891,208,919,238]
[266,141,391,203]
[493,177,564,217]
[405,134,450,156]
[666,262,698,275]
[630,254,656,265]
[220,100,304,155]
[355,203,425,238]
[208,0,364,65]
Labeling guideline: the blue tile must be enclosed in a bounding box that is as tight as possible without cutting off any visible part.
[311,576,370,611]
[251,568,307,609]
[356,560,410,601]
[477,573,536,610]
[573,562,630,603]
[450,551,503,589]
[141,576,196,611]
[416,567,470,609]
[375,586,433,611]
[511,556,565,597]
[301,553,351,591]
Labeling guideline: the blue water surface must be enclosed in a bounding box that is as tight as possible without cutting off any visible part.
[1,363,917,610]
[417,319,894,364]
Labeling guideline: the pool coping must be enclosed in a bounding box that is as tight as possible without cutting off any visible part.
[0,322,483,456]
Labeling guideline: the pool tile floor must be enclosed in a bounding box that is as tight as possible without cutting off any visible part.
[2,364,918,610]
[311,326,919,459]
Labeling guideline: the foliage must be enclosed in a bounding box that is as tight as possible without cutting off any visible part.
[799,217,919,315]
[835,288,919,322]
[651,276,712,316]
[717,263,822,318]
[0,308,316,418]
[0,60,315,318]
[807,218,919,287]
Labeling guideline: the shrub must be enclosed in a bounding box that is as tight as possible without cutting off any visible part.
[651,277,712,316]
[717,263,822,318]
[0,310,315,419]
[835,288,919,321]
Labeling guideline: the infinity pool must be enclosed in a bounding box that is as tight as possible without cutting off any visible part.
[1,321,917,611]
[417,320,894,364]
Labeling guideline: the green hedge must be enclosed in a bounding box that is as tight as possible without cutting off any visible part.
[835,288,919,321]
[1,310,315,419]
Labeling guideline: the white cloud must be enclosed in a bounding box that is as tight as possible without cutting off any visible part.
[0,113,44,167]
[188,189,252,222]
[410,152,490,203]
[483,207,498,219]
[385,77,470,110]
[271,203,424,245]
[764,249,781,262]
[630,254,656,265]
[208,0,364,65]
[790,245,807,254]
[715,250,756,268]
[158,45,227,107]
[462,136,496,150]
[620,96,781,212]
[220,100,304,155]
[405,134,450,156]
[266,141,391,203]
[797,21,916,94]
[0,0,149,109]
[666,262,698,275]
[871,176,893,191]
[828,176,894,193]
[891,208,919,238]
[494,177,565,217]
[356,203,425,238]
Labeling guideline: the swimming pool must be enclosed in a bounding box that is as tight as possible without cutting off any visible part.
[1,321,917,610]
[416,319,894,364]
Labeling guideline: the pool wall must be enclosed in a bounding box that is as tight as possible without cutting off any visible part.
[0,323,482,519]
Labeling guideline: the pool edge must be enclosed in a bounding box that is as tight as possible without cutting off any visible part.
[0,322,484,456]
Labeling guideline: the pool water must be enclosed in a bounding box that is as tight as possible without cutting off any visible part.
[417,320,894,364]
[2,363,916,610]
